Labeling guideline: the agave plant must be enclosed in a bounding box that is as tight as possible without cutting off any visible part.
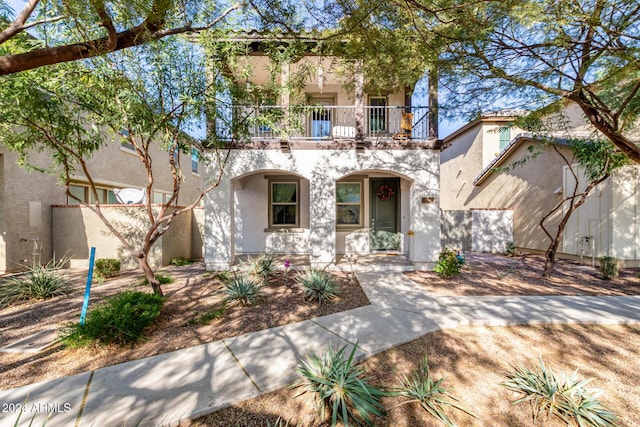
[295,268,340,305]
[502,358,618,427]
[292,342,386,426]
[0,258,71,307]
[391,356,477,427]
[222,275,264,307]
[242,253,276,281]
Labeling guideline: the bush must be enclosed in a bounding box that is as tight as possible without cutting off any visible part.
[169,257,195,266]
[139,272,174,287]
[0,259,71,307]
[189,307,227,325]
[61,290,164,346]
[502,358,618,427]
[433,248,464,279]
[600,256,618,280]
[292,342,386,426]
[506,241,517,257]
[392,356,476,426]
[94,258,120,280]
[222,275,263,306]
[296,268,340,305]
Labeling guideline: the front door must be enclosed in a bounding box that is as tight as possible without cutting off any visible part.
[370,178,400,251]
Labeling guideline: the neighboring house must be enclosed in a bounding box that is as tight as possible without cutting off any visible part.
[0,136,204,274]
[204,37,442,270]
[440,102,640,266]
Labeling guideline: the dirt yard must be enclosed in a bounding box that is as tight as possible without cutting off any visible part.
[2,254,639,426]
[195,254,640,426]
[0,263,369,390]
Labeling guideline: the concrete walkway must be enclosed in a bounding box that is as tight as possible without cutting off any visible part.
[2,272,640,427]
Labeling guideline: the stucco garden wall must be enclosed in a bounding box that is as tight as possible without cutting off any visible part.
[52,206,197,270]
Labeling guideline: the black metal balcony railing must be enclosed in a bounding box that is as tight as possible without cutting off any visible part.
[212,105,431,142]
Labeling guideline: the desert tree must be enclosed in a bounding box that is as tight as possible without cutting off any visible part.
[0,37,231,295]
[0,0,244,75]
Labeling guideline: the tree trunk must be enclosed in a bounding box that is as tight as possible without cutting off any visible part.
[543,239,560,278]
[138,253,163,296]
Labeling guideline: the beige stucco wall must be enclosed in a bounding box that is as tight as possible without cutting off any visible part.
[0,147,66,274]
[441,133,571,252]
[0,134,204,274]
[52,205,197,269]
[75,136,204,205]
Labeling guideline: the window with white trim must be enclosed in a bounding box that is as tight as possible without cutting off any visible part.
[499,126,511,150]
[336,181,363,227]
[191,148,199,174]
[269,181,299,227]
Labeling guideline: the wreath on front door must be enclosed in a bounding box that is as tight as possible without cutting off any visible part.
[377,184,394,201]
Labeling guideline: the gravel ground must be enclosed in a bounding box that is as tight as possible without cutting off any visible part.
[0,263,369,390]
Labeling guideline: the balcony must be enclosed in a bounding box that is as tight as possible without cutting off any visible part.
[211,105,432,143]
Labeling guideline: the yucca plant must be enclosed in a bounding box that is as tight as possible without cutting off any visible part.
[292,342,386,426]
[243,252,276,281]
[0,258,71,307]
[502,358,618,427]
[222,275,264,306]
[296,268,340,305]
[390,356,477,426]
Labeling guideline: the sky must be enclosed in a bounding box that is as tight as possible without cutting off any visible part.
[4,0,466,138]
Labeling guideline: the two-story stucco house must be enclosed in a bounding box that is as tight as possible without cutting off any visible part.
[203,36,442,270]
[440,102,640,266]
[0,137,204,274]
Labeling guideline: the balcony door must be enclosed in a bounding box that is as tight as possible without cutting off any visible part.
[311,97,333,139]
[369,97,387,134]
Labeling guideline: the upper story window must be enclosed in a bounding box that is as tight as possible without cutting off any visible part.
[191,148,199,174]
[369,97,387,133]
[499,126,511,151]
[119,129,135,151]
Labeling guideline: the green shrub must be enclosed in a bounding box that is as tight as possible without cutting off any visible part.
[0,258,71,307]
[94,258,120,280]
[600,256,618,280]
[189,307,227,325]
[139,272,174,287]
[502,358,618,427]
[60,290,164,346]
[296,268,340,305]
[433,248,464,279]
[392,356,476,426]
[222,275,263,306]
[506,241,517,257]
[169,257,194,266]
[292,342,386,426]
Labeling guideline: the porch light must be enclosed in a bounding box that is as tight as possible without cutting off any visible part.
[406,230,414,237]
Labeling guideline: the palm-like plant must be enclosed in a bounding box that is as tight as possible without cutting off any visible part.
[391,356,477,426]
[502,358,618,427]
[296,268,340,305]
[292,342,386,426]
[222,275,263,307]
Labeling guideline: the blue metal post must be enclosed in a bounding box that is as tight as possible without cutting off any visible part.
[79,247,96,325]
